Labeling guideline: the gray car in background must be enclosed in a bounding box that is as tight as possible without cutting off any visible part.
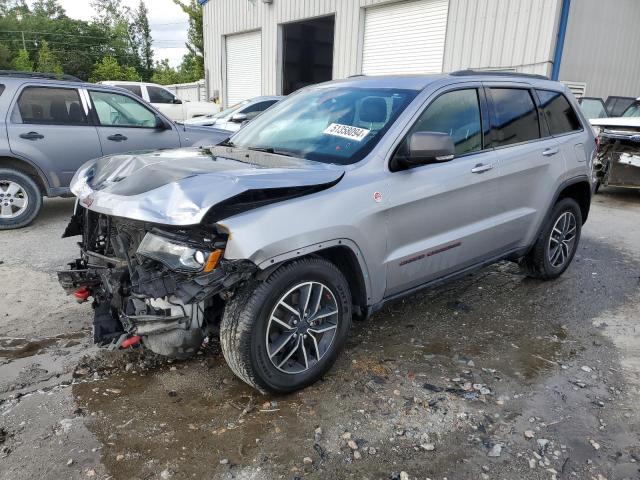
[0,71,229,229]
[182,96,283,131]
[59,72,595,394]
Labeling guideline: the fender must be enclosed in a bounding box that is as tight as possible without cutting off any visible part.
[256,238,373,305]
[527,174,591,254]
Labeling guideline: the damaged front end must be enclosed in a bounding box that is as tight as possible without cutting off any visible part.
[58,205,255,357]
[594,126,640,189]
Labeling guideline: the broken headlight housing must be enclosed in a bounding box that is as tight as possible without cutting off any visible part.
[136,232,209,273]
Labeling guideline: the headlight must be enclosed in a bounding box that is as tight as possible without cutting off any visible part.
[137,232,209,272]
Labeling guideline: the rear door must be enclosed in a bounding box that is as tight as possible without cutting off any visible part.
[384,85,501,296]
[6,84,102,187]
[484,84,562,250]
[87,88,180,155]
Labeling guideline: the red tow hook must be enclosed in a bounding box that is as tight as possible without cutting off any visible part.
[121,335,141,349]
[74,286,91,303]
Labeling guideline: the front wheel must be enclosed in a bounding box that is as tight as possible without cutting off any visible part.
[220,258,352,393]
[0,168,43,230]
[521,197,582,280]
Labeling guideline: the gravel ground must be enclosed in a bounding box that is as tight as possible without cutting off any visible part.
[1,190,639,480]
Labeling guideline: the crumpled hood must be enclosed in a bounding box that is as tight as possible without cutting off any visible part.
[71,146,344,225]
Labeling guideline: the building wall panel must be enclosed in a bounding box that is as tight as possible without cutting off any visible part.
[202,0,563,105]
[560,0,640,98]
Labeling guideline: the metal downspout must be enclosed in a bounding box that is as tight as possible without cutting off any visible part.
[551,0,571,80]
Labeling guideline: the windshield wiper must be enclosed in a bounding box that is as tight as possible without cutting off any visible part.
[218,138,235,147]
[246,146,294,157]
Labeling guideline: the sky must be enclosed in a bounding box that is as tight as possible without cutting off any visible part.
[31,0,190,67]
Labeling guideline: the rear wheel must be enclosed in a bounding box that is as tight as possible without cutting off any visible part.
[220,258,352,393]
[0,168,42,230]
[521,197,582,280]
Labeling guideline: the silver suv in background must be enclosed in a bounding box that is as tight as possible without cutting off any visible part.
[0,71,229,229]
[59,71,595,394]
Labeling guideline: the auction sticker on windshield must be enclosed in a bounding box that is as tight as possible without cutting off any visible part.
[324,123,370,142]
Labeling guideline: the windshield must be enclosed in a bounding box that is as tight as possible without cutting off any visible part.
[214,100,249,119]
[622,102,640,117]
[579,99,607,119]
[229,86,419,165]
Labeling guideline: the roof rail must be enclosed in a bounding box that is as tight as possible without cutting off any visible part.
[0,70,82,82]
[450,69,549,80]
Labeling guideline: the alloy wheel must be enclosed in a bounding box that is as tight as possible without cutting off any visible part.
[0,180,29,219]
[266,281,339,374]
[548,211,577,268]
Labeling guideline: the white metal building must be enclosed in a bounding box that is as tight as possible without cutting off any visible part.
[200,0,640,107]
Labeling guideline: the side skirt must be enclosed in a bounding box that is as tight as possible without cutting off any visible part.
[365,246,527,319]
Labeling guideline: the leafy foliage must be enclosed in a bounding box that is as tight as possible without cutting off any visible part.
[0,0,205,84]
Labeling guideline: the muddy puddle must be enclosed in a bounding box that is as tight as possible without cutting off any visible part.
[0,332,86,362]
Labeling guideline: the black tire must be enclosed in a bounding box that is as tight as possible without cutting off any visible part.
[521,197,582,280]
[0,168,43,230]
[220,257,352,394]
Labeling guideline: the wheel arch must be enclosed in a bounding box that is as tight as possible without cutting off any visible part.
[0,156,50,195]
[255,239,372,320]
[556,177,591,224]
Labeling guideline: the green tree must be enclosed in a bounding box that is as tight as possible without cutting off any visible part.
[12,49,33,72]
[90,55,141,82]
[150,58,182,85]
[173,0,204,79]
[132,0,153,80]
[36,39,62,74]
[0,43,12,69]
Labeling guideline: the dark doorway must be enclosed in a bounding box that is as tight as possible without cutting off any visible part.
[282,15,335,95]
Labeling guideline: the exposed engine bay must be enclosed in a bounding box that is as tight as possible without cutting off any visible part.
[594,126,640,189]
[58,205,256,357]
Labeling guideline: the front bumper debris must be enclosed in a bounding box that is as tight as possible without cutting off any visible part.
[595,130,640,189]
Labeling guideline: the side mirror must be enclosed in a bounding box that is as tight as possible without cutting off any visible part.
[230,112,248,123]
[154,114,169,130]
[405,131,455,165]
[172,98,183,104]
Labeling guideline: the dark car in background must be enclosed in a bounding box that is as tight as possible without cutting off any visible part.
[0,71,229,229]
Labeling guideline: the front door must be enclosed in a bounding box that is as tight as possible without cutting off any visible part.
[383,86,501,297]
[145,85,185,122]
[87,89,180,156]
[6,85,102,187]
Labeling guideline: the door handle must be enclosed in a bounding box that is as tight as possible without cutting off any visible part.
[471,163,494,174]
[19,131,44,140]
[107,134,128,142]
[542,147,559,157]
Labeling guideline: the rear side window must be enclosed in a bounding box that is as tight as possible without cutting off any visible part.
[489,88,540,147]
[537,90,581,135]
[120,84,143,98]
[16,87,88,125]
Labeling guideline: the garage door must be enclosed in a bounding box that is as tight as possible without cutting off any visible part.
[362,0,449,76]
[226,30,262,106]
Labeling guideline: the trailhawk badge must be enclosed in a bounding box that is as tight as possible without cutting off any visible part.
[324,123,371,142]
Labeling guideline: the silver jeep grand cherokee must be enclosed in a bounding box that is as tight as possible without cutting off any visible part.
[59,71,595,393]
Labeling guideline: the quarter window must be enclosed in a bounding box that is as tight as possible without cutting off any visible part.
[147,86,176,104]
[89,90,157,128]
[15,87,88,125]
[407,89,483,156]
[489,88,540,147]
[0,85,5,96]
[537,90,581,135]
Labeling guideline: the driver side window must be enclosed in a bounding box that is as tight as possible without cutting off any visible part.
[403,89,483,157]
[89,90,157,128]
